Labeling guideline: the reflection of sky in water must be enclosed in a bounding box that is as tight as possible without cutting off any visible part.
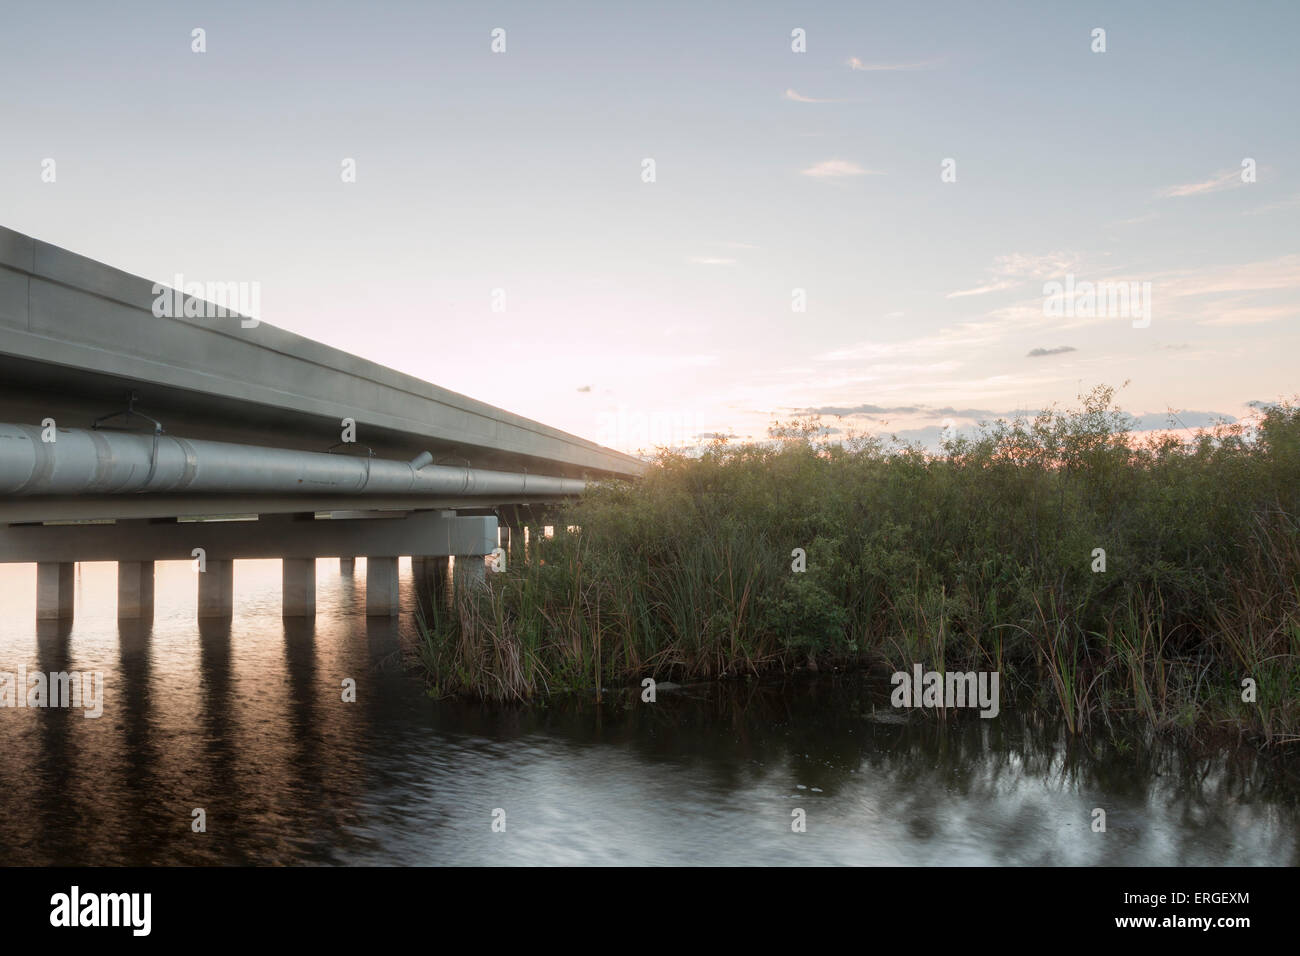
[0,560,1295,866]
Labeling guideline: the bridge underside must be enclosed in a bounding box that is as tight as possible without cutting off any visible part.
[0,511,497,564]
[5,508,560,621]
[0,493,568,524]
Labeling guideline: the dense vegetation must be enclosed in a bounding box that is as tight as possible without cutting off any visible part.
[416,386,1299,746]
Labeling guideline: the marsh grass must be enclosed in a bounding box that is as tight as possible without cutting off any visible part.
[415,386,1300,746]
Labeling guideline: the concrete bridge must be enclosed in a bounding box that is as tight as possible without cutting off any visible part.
[0,226,643,621]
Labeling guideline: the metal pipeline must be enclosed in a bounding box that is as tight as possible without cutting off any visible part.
[0,423,588,497]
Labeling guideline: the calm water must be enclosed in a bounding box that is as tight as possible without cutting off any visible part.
[0,559,1296,866]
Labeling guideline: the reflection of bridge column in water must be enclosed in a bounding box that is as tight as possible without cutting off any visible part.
[281,617,327,824]
[195,616,237,843]
[115,617,171,863]
[31,620,78,862]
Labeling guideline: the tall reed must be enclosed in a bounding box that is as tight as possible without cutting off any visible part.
[415,386,1300,746]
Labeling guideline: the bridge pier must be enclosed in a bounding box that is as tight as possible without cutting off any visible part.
[413,555,449,606]
[6,511,499,621]
[198,559,234,618]
[117,560,155,620]
[282,558,315,617]
[366,556,400,616]
[455,556,487,591]
[499,506,523,567]
[340,557,355,575]
[496,525,511,568]
[36,561,75,620]
[528,522,545,564]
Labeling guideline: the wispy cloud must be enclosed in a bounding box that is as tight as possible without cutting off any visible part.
[1128,410,1238,430]
[848,57,940,71]
[817,252,1299,379]
[947,251,1082,298]
[792,402,998,419]
[1159,168,1244,198]
[1245,192,1300,215]
[1163,254,1300,297]
[1198,304,1297,326]
[793,403,1237,435]
[878,409,1240,453]
[1027,346,1077,358]
[818,325,1004,364]
[783,88,843,103]
[801,159,882,178]
[947,279,1020,298]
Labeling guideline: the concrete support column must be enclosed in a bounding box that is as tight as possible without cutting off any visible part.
[496,525,511,569]
[366,556,400,616]
[429,555,450,602]
[412,555,451,602]
[455,555,487,591]
[340,557,355,575]
[117,560,155,620]
[36,562,75,620]
[198,559,234,619]
[500,506,521,568]
[282,558,316,617]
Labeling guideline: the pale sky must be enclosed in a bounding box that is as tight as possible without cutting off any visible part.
[2,0,1297,453]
